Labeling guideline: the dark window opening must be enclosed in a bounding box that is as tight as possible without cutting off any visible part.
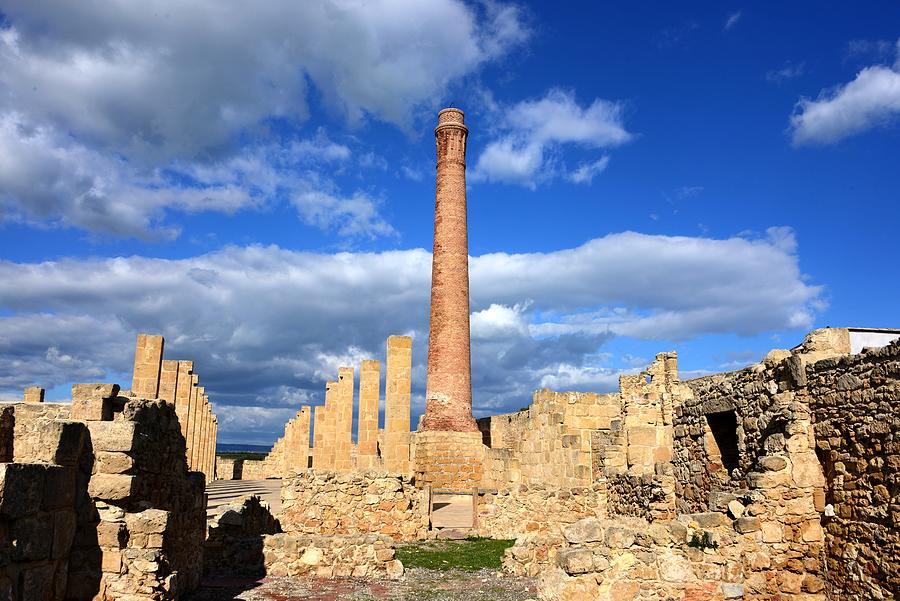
[706,410,740,475]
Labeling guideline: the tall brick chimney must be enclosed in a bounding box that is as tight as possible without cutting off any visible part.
[422,107,478,433]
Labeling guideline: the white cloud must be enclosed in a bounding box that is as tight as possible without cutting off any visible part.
[766,61,805,83]
[0,229,822,440]
[567,156,610,185]
[724,11,742,31]
[790,38,900,145]
[0,113,392,239]
[473,89,632,187]
[0,1,528,237]
[0,1,528,157]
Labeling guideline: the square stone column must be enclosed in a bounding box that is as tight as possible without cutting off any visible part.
[132,333,164,398]
[292,407,311,471]
[312,405,327,469]
[357,360,381,469]
[333,367,354,471]
[384,336,412,474]
[198,400,209,480]
[23,386,44,404]
[174,361,194,449]
[187,379,201,470]
[319,381,338,469]
[158,359,179,403]
[211,417,218,479]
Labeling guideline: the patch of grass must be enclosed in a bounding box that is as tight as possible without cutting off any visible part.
[396,537,515,571]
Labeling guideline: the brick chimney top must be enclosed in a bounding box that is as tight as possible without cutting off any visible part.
[437,107,467,129]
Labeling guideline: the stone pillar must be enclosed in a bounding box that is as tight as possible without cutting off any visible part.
[423,108,477,433]
[132,333,164,399]
[312,405,327,469]
[292,407,312,471]
[174,361,194,450]
[319,382,338,469]
[211,416,218,480]
[357,360,381,469]
[198,400,208,480]
[334,367,354,471]
[384,336,412,474]
[158,359,179,403]
[187,378,201,470]
[415,109,483,491]
[23,386,44,403]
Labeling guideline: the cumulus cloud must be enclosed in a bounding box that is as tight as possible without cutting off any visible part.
[0,113,392,238]
[0,0,528,237]
[0,0,527,156]
[790,38,900,145]
[472,89,632,187]
[0,229,822,441]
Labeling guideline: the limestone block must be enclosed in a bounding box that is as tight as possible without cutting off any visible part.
[0,463,46,518]
[563,517,605,544]
[88,473,138,502]
[43,465,77,509]
[51,508,77,560]
[126,508,170,534]
[557,548,593,574]
[96,451,135,474]
[10,515,53,561]
[131,333,164,399]
[23,386,45,403]
[87,421,137,452]
[71,383,120,421]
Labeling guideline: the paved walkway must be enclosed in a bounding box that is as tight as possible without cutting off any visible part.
[206,479,282,518]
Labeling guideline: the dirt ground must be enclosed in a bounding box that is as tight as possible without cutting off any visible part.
[187,568,537,601]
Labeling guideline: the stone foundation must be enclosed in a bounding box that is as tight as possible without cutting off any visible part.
[280,471,428,541]
[263,534,403,579]
[413,430,484,491]
[476,482,607,539]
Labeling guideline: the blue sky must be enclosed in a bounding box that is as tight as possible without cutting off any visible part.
[0,2,898,445]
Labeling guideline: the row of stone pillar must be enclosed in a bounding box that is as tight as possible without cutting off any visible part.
[307,335,412,473]
[132,333,218,482]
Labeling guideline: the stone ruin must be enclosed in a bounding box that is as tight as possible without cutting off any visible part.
[1,107,898,601]
[0,334,217,600]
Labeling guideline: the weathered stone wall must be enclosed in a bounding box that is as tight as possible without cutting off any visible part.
[478,390,620,489]
[280,471,428,541]
[807,340,900,599]
[264,534,403,579]
[0,409,88,601]
[536,512,826,601]
[203,495,281,577]
[606,470,677,522]
[0,384,206,601]
[476,482,607,540]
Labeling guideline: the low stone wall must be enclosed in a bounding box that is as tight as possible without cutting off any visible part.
[807,341,900,598]
[501,534,565,577]
[204,495,282,577]
[263,534,403,579]
[537,513,826,601]
[280,471,428,541]
[476,482,607,539]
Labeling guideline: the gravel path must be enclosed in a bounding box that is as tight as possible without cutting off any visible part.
[188,568,537,601]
